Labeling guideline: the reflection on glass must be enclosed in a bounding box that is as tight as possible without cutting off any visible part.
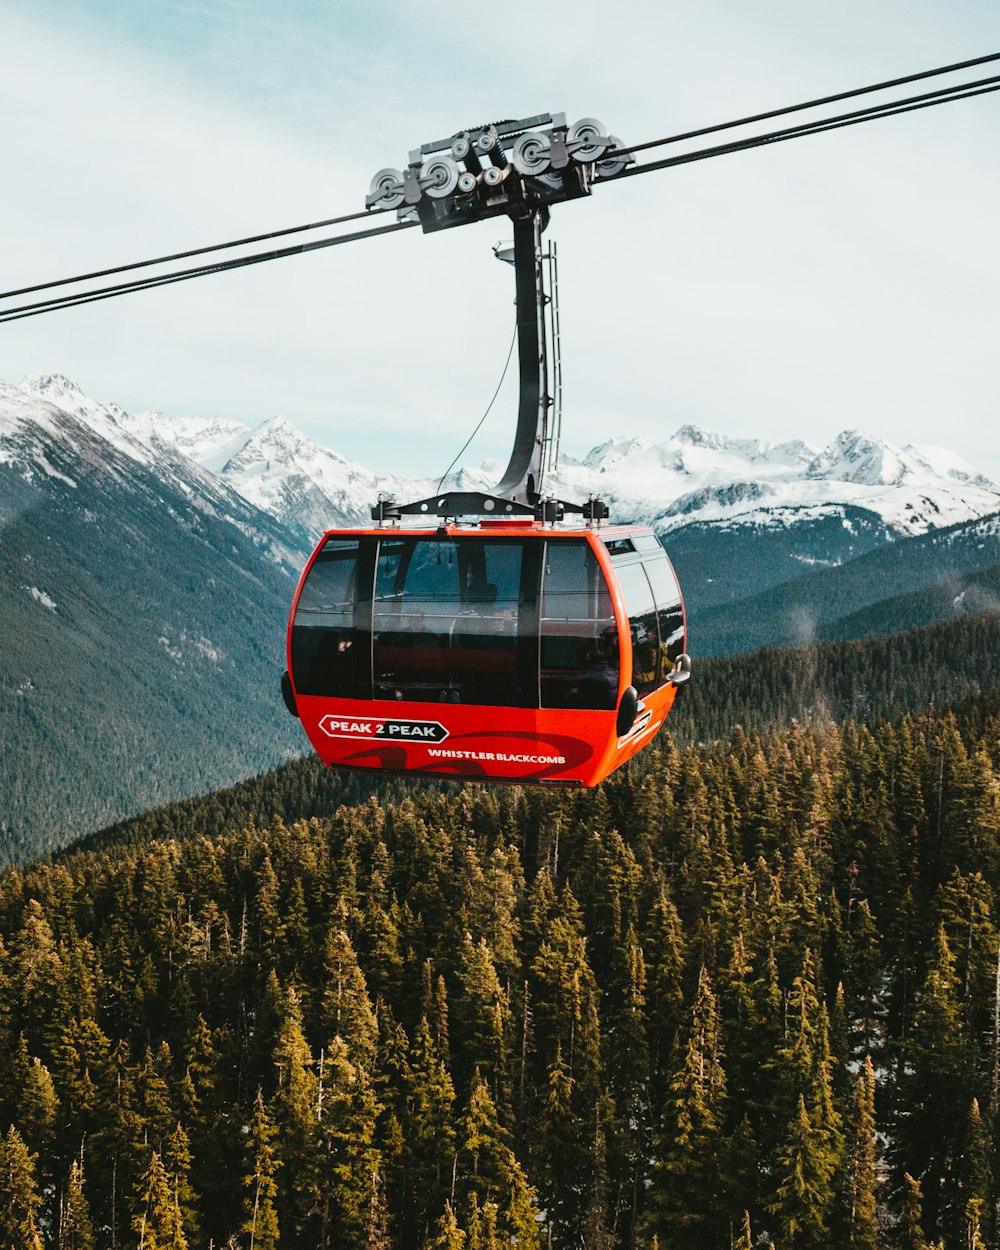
[372,539,535,706]
[641,552,685,670]
[614,560,659,696]
[540,541,619,709]
[291,538,369,697]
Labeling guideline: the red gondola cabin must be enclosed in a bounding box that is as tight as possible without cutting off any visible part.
[283,520,689,787]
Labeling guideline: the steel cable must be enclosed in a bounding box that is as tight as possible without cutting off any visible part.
[617,77,1000,182]
[2,52,998,323]
[0,205,396,302]
[614,50,1000,160]
[0,219,417,324]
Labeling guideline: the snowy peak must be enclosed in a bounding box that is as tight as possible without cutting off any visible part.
[673,423,758,455]
[21,372,130,426]
[582,436,650,469]
[4,374,1000,545]
[554,425,1000,535]
[218,416,316,474]
[20,373,86,404]
[905,443,996,490]
[0,375,302,567]
[806,430,911,486]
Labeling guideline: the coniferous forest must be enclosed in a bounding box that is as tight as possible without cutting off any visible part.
[3,623,1000,1249]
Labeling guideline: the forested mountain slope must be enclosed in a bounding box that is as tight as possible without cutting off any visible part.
[692,509,1000,655]
[817,561,1000,642]
[0,388,305,862]
[677,606,1000,742]
[3,697,1000,1248]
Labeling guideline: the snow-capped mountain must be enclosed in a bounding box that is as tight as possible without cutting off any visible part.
[0,374,307,860]
[12,375,997,544]
[4,374,302,567]
[547,424,1000,536]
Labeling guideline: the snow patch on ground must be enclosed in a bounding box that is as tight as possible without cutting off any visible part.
[27,587,57,612]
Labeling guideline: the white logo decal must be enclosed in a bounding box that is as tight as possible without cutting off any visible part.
[319,715,449,743]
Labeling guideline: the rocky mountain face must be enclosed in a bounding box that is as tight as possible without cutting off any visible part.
[0,376,305,861]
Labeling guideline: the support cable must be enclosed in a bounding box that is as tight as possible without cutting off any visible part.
[1,52,998,323]
[436,319,518,493]
[614,50,1000,160]
[618,76,1000,183]
[0,219,417,324]
[0,205,395,302]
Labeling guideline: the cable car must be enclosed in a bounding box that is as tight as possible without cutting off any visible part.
[283,519,689,786]
[281,115,691,786]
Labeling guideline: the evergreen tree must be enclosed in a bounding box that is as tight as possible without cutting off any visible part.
[133,1151,187,1250]
[458,1071,540,1249]
[242,1090,280,1250]
[898,925,967,1238]
[451,934,511,1090]
[13,1036,58,1158]
[652,966,730,1249]
[270,986,321,1229]
[734,1209,754,1250]
[847,1057,878,1250]
[945,1098,991,1250]
[769,1095,838,1249]
[164,1122,200,1245]
[362,1169,391,1250]
[0,1126,44,1250]
[644,886,687,1082]
[964,1198,987,1250]
[405,1014,457,1234]
[535,1042,575,1242]
[848,900,881,1054]
[320,924,378,1066]
[315,1037,382,1246]
[771,948,844,1196]
[59,1158,96,1250]
[581,1115,613,1250]
[429,1201,467,1249]
[898,1173,930,1250]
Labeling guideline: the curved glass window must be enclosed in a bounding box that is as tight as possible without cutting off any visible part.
[291,537,372,698]
[540,541,619,710]
[613,560,659,696]
[292,534,632,710]
[642,551,685,671]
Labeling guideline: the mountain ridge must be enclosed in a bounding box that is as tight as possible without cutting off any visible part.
[11,373,999,545]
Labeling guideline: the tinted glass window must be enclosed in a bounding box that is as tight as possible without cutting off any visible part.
[291,538,372,698]
[614,560,659,696]
[372,539,537,707]
[642,551,685,671]
[632,532,662,554]
[540,541,619,710]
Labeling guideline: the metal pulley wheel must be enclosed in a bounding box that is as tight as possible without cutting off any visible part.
[511,130,552,175]
[367,167,406,209]
[451,134,472,160]
[595,135,631,178]
[457,171,479,194]
[482,165,509,187]
[567,117,611,162]
[420,155,461,199]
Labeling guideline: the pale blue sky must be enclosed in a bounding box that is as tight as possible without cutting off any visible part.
[2,0,999,478]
